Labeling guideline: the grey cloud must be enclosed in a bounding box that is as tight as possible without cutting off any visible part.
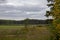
[0,0,6,3]
[0,0,48,20]
[0,5,45,12]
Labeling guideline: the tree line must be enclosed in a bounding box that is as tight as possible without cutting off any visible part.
[0,19,53,25]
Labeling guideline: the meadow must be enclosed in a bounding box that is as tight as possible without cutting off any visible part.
[0,25,52,40]
[0,25,24,29]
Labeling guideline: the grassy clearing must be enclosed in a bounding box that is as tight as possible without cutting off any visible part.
[0,25,24,29]
[0,25,51,40]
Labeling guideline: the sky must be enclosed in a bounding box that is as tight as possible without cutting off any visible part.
[0,0,52,20]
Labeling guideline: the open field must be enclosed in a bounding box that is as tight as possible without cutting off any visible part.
[0,25,24,29]
[0,24,48,29]
[0,25,52,40]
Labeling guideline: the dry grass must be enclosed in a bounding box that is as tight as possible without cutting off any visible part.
[0,25,51,40]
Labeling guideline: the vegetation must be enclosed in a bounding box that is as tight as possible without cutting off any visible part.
[47,0,60,40]
[0,25,51,40]
[0,0,60,40]
[0,25,24,29]
[0,18,52,40]
[0,19,53,25]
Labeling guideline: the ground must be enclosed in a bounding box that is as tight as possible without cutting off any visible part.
[0,25,52,40]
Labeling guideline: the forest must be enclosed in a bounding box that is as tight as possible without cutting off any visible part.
[0,19,53,25]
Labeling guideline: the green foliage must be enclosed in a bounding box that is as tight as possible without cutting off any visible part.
[24,18,30,28]
[47,0,54,2]
[45,11,51,17]
[47,0,60,40]
[47,4,53,7]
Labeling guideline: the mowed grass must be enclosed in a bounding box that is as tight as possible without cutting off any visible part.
[0,25,51,40]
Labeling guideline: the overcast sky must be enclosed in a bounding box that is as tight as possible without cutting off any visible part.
[0,0,52,20]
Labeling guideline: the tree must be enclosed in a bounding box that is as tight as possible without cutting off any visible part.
[24,18,29,28]
[47,0,60,40]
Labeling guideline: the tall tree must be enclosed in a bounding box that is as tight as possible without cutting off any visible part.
[24,18,29,28]
[47,0,60,40]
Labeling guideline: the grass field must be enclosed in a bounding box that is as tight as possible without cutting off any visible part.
[0,25,52,40]
[0,25,24,29]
